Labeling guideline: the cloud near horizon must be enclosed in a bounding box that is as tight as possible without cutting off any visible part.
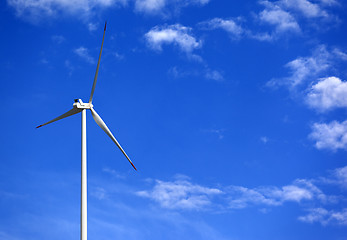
[135,167,346,225]
[136,179,222,210]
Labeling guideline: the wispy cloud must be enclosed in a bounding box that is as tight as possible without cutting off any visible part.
[199,18,244,39]
[202,128,226,139]
[310,120,347,151]
[136,171,340,215]
[134,0,166,14]
[261,0,336,20]
[133,163,347,226]
[260,136,269,143]
[196,0,339,43]
[251,0,339,41]
[136,178,223,210]
[7,0,127,22]
[319,166,347,189]
[258,2,301,34]
[64,60,74,76]
[205,69,224,81]
[8,0,211,23]
[90,187,107,200]
[74,46,95,64]
[102,167,126,179]
[168,66,224,81]
[267,45,331,88]
[87,22,98,31]
[278,0,329,18]
[306,77,347,112]
[144,24,202,53]
[134,0,210,15]
[333,166,347,188]
[319,0,339,6]
[266,45,347,151]
[298,208,347,225]
[267,45,347,89]
[228,178,329,209]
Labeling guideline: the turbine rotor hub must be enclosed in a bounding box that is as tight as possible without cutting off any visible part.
[73,99,93,109]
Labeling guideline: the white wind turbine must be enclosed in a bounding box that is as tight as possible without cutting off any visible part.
[36,22,136,240]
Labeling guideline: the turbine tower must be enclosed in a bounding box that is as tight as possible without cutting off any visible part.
[36,22,136,240]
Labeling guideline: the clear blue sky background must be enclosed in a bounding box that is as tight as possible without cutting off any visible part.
[1,0,347,239]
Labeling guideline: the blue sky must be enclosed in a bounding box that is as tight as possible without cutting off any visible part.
[1,0,347,239]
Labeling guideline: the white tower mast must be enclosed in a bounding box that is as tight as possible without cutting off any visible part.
[36,22,137,240]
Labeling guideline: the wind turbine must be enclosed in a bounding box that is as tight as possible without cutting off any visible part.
[36,22,136,240]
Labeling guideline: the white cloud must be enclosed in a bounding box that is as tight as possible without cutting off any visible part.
[91,187,107,200]
[298,208,330,224]
[319,0,339,6]
[200,18,244,38]
[227,186,281,208]
[168,66,223,81]
[250,32,274,41]
[273,185,313,201]
[136,166,347,225]
[87,22,98,31]
[306,77,347,112]
[137,177,329,211]
[145,24,201,53]
[135,0,210,15]
[332,48,347,61]
[267,45,331,88]
[319,165,347,189]
[74,46,95,64]
[282,46,330,87]
[229,179,326,209]
[102,167,126,179]
[261,0,334,19]
[8,0,210,21]
[205,69,224,81]
[7,0,127,21]
[258,6,300,34]
[310,120,347,151]
[135,0,165,13]
[136,179,223,210]
[333,166,347,188]
[113,52,125,60]
[279,0,328,18]
[260,136,269,143]
[299,208,347,225]
[254,0,337,41]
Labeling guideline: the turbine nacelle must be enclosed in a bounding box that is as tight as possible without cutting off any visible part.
[74,99,93,109]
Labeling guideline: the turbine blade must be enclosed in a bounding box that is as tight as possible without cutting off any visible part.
[90,108,137,170]
[36,108,82,128]
[89,21,107,104]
